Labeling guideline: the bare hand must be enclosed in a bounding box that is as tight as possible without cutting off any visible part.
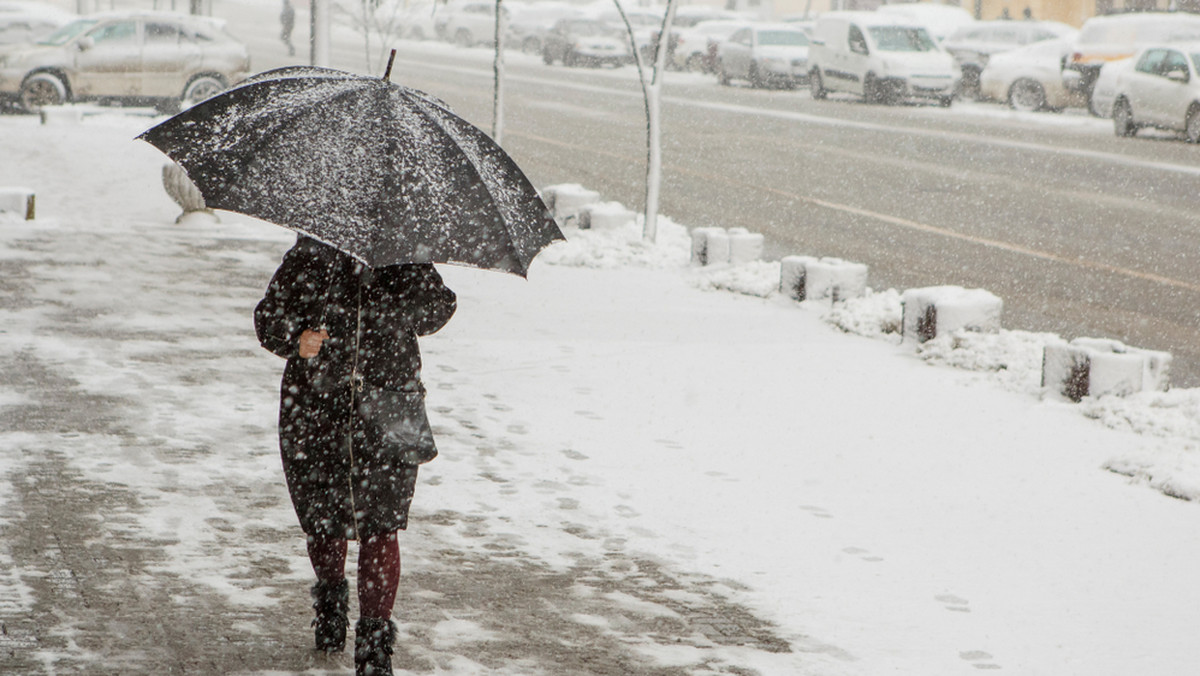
[298,329,329,359]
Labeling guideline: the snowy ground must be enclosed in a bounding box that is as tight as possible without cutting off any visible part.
[1,102,1199,675]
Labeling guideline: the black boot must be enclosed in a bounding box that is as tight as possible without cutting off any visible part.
[310,578,349,652]
[354,617,396,676]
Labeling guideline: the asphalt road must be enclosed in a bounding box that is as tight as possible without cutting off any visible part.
[214,2,1200,389]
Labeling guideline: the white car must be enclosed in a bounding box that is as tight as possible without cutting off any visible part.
[1088,56,1134,119]
[1110,43,1200,142]
[671,19,748,72]
[978,37,1086,112]
[717,22,809,88]
[441,0,515,47]
[0,11,249,113]
[809,11,958,106]
[1064,12,1200,112]
[943,19,1076,98]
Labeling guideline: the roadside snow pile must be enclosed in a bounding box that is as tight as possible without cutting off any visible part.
[538,187,1200,502]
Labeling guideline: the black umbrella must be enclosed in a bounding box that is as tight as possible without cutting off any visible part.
[138,64,564,277]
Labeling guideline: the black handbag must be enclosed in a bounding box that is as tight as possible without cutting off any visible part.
[356,384,438,465]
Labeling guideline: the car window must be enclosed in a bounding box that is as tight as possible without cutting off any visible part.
[848,24,867,53]
[868,26,937,52]
[145,21,182,43]
[758,30,807,47]
[89,20,137,45]
[1135,48,1166,75]
[37,17,94,45]
[1161,49,1189,79]
[729,27,749,44]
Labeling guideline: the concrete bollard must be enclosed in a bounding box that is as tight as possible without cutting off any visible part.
[729,232,764,264]
[541,184,600,225]
[578,202,634,230]
[162,163,214,223]
[690,227,727,266]
[779,256,817,300]
[902,286,1002,343]
[1043,338,1171,402]
[779,256,867,302]
[39,106,85,125]
[0,187,36,220]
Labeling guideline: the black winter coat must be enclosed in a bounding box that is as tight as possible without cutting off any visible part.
[255,237,457,539]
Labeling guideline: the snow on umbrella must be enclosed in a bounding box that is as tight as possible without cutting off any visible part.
[138,65,564,277]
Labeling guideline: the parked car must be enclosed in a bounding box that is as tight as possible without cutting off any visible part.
[671,18,748,72]
[591,7,661,63]
[440,0,514,47]
[717,22,810,88]
[875,2,975,43]
[808,11,958,106]
[1110,43,1200,142]
[1088,56,1134,119]
[0,10,73,45]
[978,37,1085,112]
[943,19,1076,98]
[0,11,249,113]
[508,1,581,54]
[541,17,630,68]
[1064,12,1200,112]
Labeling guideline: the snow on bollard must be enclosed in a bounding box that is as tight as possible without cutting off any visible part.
[690,227,727,266]
[0,187,35,220]
[779,256,817,300]
[728,232,764,264]
[578,202,634,230]
[779,256,867,302]
[162,163,215,223]
[541,183,600,225]
[705,230,731,266]
[805,258,868,302]
[1042,338,1171,402]
[902,286,1002,343]
[39,106,85,125]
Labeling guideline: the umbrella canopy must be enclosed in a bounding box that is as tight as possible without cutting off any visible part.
[139,66,564,277]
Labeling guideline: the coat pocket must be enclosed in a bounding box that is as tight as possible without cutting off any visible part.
[357,386,438,465]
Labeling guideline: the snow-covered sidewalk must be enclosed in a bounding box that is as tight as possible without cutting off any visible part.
[1,112,1199,675]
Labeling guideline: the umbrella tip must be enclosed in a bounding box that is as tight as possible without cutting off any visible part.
[382,49,396,82]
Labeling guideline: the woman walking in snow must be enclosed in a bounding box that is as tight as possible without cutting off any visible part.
[255,236,456,676]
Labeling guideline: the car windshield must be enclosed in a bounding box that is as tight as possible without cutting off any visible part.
[37,17,95,45]
[758,29,808,46]
[868,26,937,52]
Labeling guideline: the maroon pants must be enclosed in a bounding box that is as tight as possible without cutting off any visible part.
[307,531,400,620]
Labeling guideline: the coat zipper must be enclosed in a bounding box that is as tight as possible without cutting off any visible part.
[346,279,364,541]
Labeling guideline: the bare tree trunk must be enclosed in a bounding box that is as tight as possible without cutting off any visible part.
[311,0,332,67]
[643,0,677,242]
[493,0,506,144]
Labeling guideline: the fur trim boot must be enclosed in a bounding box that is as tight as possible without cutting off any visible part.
[310,578,349,652]
[354,617,396,676]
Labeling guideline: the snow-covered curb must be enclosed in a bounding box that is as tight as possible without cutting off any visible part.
[537,190,1200,502]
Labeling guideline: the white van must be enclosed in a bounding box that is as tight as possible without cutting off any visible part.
[808,11,959,106]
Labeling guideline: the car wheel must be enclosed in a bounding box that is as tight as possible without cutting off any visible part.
[1187,107,1200,143]
[863,73,880,103]
[1113,97,1136,138]
[182,75,225,106]
[455,28,472,47]
[810,69,826,99]
[1008,78,1047,112]
[938,95,953,108]
[19,72,67,113]
[542,49,554,65]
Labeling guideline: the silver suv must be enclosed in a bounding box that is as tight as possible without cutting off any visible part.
[0,11,249,113]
